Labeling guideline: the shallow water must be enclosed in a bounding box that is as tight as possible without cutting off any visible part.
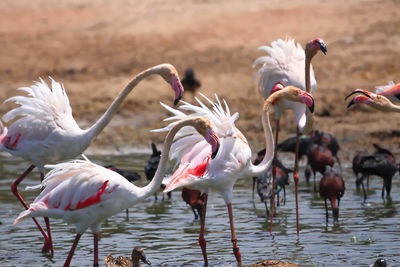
[0,153,399,267]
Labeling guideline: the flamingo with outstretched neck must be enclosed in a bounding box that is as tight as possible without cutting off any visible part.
[253,38,326,234]
[156,86,314,265]
[0,63,184,255]
[14,116,219,267]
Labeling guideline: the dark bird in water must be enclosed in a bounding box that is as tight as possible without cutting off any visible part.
[144,143,171,200]
[181,68,201,96]
[105,247,151,267]
[104,165,141,182]
[319,166,345,222]
[277,130,341,186]
[306,143,335,192]
[253,149,292,217]
[353,144,398,201]
[370,258,387,267]
[181,187,204,220]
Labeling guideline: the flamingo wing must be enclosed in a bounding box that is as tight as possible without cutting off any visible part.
[1,78,81,152]
[253,38,316,99]
[14,160,132,224]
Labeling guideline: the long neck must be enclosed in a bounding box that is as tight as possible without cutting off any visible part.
[134,119,198,200]
[85,65,165,139]
[387,102,400,112]
[246,99,274,177]
[305,56,312,93]
[303,53,314,133]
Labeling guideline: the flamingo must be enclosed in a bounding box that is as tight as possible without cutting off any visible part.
[155,86,314,265]
[318,166,345,222]
[13,116,220,267]
[253,38,326,234]
[105,247,151,267]
[0,63,184,254]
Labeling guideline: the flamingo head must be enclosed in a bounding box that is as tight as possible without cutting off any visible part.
[346,89,393,111]
[274,86,315,113]
[158,64,184,105]
[131,247,151,266]
[306,38,327,58]
[192,117,220,159]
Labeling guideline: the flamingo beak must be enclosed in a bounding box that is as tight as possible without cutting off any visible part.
[344,89,372,100]
[299,91,315,113]
[347,98,356,108]
[206,128,220,159]
[317,39,327,55]
[171,76,184,105]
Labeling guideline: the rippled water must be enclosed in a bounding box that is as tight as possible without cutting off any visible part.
[0,152,399,267]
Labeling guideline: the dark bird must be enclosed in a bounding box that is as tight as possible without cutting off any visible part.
[358,152,397,201]
[319,166,345,222]
[309,130,341,169]
[105,247,151,267]
[104,165,141,182]
[370,258,387,267]
[277,134,310,160]
[253,149,292,217]
[144,143,170,200]
[181,68,201,96]
[307,143,335,192]
[181,187,204,220]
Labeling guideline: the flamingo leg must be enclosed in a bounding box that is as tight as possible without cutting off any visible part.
[199,193,208,266]
[294,127,300,235]
[227,203,241,265]
[269,119,279,235]
[93,233,99,267]
[11,165,53,254]
[64,233,81,267]
[41,172,54,256]
[252,176,256,202]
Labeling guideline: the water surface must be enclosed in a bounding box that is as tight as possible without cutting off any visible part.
[0,153,398,266]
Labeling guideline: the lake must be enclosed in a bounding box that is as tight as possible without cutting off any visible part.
[0,152,398,266]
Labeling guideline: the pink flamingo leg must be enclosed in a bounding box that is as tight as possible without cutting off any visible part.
[11,165,53,254]
[40,172,54,255]
[93,233,99,267]
[294,127,300,235]
[269,119,279,235]
[64,233,82,267]
[227,203,242,264]
[198,193,208,266]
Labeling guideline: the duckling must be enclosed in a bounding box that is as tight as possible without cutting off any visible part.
[244,259,300,267]
[105,247,151,267]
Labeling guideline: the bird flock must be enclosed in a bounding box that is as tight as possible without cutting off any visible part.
[0,37,396,266]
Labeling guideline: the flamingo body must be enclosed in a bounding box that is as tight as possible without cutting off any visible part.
[253,38,317,128]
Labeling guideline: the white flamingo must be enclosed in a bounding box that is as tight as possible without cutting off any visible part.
[0,63,184,254]
[155,86,315,265]
[14,116,220,267]
[253,38,326,234]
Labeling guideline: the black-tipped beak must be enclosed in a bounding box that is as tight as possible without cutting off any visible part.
[309,99,315,113]
[347,98,356,108]
[174,96,182,105]
[211,142,220,159]
[320,44,327,55]
[345,90,372,100]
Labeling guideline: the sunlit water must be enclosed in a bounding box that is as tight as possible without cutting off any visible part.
[0,152,399,267]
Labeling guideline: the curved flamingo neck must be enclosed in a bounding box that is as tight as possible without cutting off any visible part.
[303,50,315,133]
[85,65,168,140]
[246,98,275,177]
[385,102,400,112]
[134,118,201,200]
